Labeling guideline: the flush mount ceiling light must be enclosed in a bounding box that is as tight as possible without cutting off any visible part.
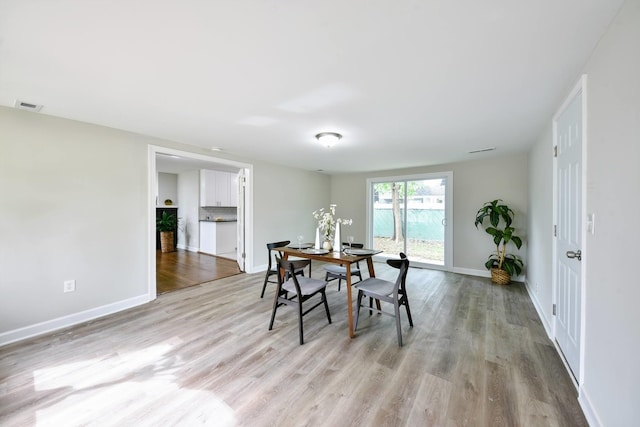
[315,132,342,148]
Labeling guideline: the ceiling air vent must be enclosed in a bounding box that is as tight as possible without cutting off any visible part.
[14,99,43,112]
[468,147,496,154]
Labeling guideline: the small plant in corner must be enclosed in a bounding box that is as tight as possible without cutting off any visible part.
[474,199,524,284]
[157,211,180,253]
[156,211,178,232]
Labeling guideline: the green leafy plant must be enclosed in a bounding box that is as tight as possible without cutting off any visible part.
[156,211,178,232]
[474,199,524,277]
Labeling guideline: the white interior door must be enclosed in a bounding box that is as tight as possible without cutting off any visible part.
[236,169,245,271]
[554,84,584,381]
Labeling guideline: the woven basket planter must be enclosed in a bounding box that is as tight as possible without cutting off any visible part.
[491,268,511,285]
[160,231,175,253]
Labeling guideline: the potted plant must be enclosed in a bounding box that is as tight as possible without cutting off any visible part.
[474,199,524,285]
[157,211,179,253]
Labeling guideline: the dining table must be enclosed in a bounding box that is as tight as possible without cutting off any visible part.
[273,244,382,338]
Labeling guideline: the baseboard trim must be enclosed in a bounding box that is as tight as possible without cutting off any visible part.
[452,267,526,283]
[452,267,491,277]
[578,385,603,427]
[176,244,200,252]
[0,294,151,347]
[524,279,553,339]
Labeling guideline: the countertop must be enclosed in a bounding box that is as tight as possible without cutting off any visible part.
[200,219,237,223]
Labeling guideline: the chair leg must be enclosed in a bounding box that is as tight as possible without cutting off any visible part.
[394,300,403,347]
[269,292,280,330]
[355,290,364,330]
[403,295,413,327]
[321,290,332,324]
[298,299,305,345]
[260,272,271,298]
[338,277,342,291]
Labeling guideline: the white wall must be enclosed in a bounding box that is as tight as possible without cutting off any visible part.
[157,172,178,206]
[581,0,640,424]
[330,152,529,275]
[0,106,330,343]
[177,170,200,251]
[528,1,640,425]
[526,123,554,332]
[0,109,149,335]
[252,162,331,269]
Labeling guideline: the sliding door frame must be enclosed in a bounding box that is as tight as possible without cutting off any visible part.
[366,171,453,271]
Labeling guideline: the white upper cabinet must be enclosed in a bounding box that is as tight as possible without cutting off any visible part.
[229,172,238,207]
[200,170,238,207]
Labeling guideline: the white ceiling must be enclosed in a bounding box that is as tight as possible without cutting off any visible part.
[0,0,624,174]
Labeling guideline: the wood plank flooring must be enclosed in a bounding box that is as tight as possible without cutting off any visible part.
[156,249,242,294]
[0,263,587,426]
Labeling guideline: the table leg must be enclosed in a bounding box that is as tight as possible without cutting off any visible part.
[346,263,355,338]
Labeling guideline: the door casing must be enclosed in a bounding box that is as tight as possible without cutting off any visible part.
[148,145,254,301]
[552,75,588,387]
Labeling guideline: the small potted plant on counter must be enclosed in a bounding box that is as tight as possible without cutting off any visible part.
[474,199,524,285]
[157,211,179,253]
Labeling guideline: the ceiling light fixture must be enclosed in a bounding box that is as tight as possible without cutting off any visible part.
[315,132,342,148]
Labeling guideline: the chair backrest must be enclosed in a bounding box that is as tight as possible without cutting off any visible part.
[386,254,409,296]
[342,242,364,248]
[276,257,311,295]
[266,240,291,269]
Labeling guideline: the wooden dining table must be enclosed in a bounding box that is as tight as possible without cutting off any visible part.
[274,245,382,338]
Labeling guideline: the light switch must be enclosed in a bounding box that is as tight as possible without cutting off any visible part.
[586,213,595,234]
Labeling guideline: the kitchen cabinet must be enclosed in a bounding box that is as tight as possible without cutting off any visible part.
[229,173,238,207]
[200,170,237,207]
[199,221,236,256]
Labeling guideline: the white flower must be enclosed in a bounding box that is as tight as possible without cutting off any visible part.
[313,204,352,240]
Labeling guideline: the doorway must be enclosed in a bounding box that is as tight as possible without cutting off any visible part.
[553,75,586,384]
[366,172,453,270]
[148,146,253,300]
[156,249,241,294]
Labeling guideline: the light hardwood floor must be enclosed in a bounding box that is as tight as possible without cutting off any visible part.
[156,249,242,294]
[1,263,587,426]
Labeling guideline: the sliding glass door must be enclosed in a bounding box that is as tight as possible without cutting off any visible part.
[367,172,452,270]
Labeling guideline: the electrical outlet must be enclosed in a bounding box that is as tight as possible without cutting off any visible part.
[63,280,76,293]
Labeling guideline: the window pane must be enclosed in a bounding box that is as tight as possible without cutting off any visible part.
[373,181,405,256]
[371,176,447,268]
[405,178,445,265]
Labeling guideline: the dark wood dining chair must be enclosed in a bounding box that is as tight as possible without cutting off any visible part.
[354,253,413,346]
[323,243,364,291]
[260,240,306,298]
[269,257,332,345]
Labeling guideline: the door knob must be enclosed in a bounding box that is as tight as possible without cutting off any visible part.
[566,250,582,261]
